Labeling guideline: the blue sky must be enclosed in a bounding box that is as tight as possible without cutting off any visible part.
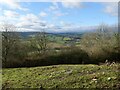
[0,1,118,32]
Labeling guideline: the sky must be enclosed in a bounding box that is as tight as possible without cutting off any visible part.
[0,0,118,32]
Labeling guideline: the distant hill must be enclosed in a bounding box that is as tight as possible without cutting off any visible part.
[18,32,85,38]
[2,25,117,38]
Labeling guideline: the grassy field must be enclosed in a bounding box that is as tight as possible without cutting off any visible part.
[2,63,120,89]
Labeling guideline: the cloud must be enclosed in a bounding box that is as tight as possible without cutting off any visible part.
[49,2,59,11]
[49,6,57,11]
[50,25,97,33]
[0,11,95,32]
[3,10,19,17]
[0,12,49,32]
[48,1,83,19]
[0,8,2,11]
[103,3,118,16]
[20,14,39,22]
[0,10,19,24]
[54,11,68,17]
[15,13,73,32]
[49,1,83,9]
[0,0,28,11]
[60,21,73,26]
[48,2,68,17]
[39,11,47,17]
[61,2,83,9]
[16,13,48,32]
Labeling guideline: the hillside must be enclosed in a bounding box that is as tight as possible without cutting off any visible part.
[2,63,120,89]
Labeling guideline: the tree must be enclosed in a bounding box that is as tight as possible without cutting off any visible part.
[80,23,119,63]
[0,32,2,67]
[30,30,47,55]
[2,23,20,66]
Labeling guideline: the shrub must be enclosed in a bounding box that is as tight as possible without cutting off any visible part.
[3,47,90,68]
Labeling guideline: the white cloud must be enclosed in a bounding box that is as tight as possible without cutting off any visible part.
[50,25,96,33]
[103,3,118,16]
[19,14,39,22]
[0,12,49,32]
[0,8,2,11]
[0,16,6,24]
[0,0,28,11]
[48,2,59,12]
[48,2,68,17]
[60,21,65,25]
[3,10,19,17]
[49,6,57,10]
[0,11,96,32]
[61,2,83,9]
[54,11,68,17]
[16,13,48,32]
[0,10,19,24]
[54,0,119,2]
[47,24,55,28]
[49,2,59,10]
[39,11,47,17]
[60,21,74,27]
[49,1,83,10]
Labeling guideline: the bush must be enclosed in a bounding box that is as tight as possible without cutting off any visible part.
[3,47,90,68]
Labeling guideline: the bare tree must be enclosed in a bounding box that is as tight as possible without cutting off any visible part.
[0,32,2,68]
[80,23,120,63]
[2,23,20,65]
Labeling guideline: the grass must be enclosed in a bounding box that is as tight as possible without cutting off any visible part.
[2,63,120,89]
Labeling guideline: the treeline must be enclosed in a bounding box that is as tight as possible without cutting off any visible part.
[1,23,120,68]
